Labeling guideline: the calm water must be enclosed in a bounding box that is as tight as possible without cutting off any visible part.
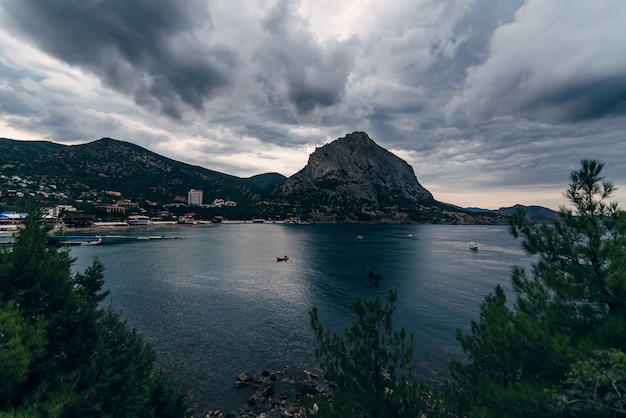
[70,223,533,412]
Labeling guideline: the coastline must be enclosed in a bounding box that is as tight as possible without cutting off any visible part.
[52,219,294,234]
[52,220,196,234]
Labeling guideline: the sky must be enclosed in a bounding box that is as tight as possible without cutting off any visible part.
[1,0,625,210]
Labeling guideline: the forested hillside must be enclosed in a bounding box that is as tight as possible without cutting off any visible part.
[0,137,285,205]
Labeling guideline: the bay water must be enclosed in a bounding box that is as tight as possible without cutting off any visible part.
[70,223,533,412]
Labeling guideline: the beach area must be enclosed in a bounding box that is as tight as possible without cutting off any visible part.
[56,220,181,232]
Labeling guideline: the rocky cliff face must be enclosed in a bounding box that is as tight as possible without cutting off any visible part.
[279,132,436,222]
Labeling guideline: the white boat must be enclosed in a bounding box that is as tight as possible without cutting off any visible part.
[469,241,478,251]
[62,237,102,246]
[83,238,102,246]
[356,235,364,240]
[408,234,413,239]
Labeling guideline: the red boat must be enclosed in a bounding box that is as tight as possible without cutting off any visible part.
[276,255,289,261]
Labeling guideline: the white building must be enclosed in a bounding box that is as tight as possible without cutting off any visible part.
[188,189,203,206]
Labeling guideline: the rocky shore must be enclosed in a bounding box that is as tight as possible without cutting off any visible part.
[193,367,331,418]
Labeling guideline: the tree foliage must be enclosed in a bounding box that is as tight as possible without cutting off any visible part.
[561,348,626,416]
[309,269,438,417]
[0,210,188,417]
[450,160,626,417]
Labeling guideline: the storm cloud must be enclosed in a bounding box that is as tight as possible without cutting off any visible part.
[2,0,234,119]
[1,0,625,210]
[446,0,626,124]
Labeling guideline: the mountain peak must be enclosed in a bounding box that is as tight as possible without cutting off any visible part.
[279,132,434,222]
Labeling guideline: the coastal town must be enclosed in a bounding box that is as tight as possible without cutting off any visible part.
[0,173,240,229]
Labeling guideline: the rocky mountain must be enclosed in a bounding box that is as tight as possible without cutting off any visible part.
[282,132,433,202]
[277,132,500,223]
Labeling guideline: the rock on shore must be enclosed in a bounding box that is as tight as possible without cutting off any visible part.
[203,367,330,418]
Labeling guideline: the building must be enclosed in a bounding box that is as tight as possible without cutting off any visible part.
[188,189,203,206]
[115,200,139,208]
[95,205,127,214]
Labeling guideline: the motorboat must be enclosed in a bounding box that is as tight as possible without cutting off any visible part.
[356,235,364,240]
[83,238,102,245]
[276,255,289,261]
[469,241,478,251]
[62,237,102,246]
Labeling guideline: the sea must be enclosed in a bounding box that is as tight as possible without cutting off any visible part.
[69,223,534,413]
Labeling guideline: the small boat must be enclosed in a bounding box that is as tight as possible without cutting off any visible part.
[276,255,289,261]
[408,234,413,239]
[62,237,102,246]
[356,235,364,240]
[469,242,478,251]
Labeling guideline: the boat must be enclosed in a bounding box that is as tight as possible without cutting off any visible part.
[62,237,102,246]
[408,234,413,239]
[276,255,289,261]
[83,238,102,246]
[356,235,364,240]
[469,242,478,251]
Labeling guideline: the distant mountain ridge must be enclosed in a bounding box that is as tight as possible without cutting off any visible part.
[0,134,552,223]
[465,204,560,223]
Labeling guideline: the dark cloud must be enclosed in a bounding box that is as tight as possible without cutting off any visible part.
[449,0,524,65]
[2,0,234,119]
[531,75,626,123]
[446,1,626,126]
[257,0,355,117]
[285,52,353,115]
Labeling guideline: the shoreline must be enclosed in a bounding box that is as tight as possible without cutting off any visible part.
[52,219,295,234]
[51,220,206,234]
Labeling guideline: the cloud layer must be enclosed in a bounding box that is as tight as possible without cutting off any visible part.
[1,0,625,209]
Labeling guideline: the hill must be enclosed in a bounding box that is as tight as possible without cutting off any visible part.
[465,204,559,223]
[0,137,285,207]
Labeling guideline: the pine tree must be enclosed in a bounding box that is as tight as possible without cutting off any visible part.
[309,269,427,417]
[449,160,626,417]
[0,210,188,417]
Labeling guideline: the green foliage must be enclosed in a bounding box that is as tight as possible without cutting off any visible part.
[0,301,47,403]
[309,269,432,417]
[449,160,626,417]
[560,348,626,416]
[0,210,188,417]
